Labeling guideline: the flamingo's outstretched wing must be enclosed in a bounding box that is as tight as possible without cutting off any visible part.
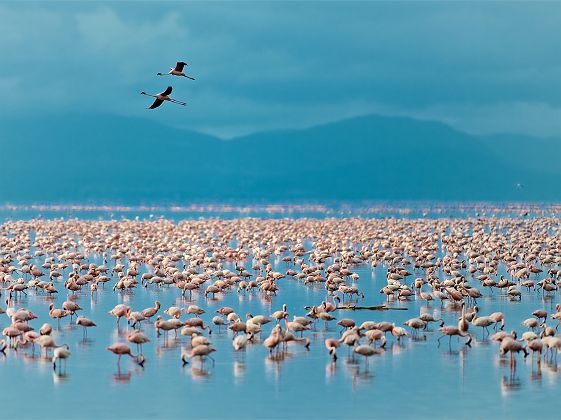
[175,61,188,71]
[161,86,173,96]
[149,98,164,109]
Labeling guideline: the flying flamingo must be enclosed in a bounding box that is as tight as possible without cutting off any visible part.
[157,61,195,80]
[141,86,186,109]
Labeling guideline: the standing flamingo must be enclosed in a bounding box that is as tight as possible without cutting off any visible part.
[107,343,145,367]
[52,345,71,372]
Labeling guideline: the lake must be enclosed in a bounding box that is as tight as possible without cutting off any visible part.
[0,203,559,419]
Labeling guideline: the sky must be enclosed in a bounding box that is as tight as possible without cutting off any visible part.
[2,1,561,138]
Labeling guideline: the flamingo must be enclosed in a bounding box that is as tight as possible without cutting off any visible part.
[155,316,176,335]
[49,303,69,328]
[141,301,160,321]
[76,316,96,338]
[325,338,340,361]
[271,304,288,323]
[354,344,382,369]
[233,332,253,351]
[52,345,71,372]
[62,300,82,320]
[141,86,186,109]
[108,304,129,328]
[40,323,53,336]
[364,329,387,348]
[437,325,472,347]
[499,336,528,366]
[212,316,226,332]
[34,335,59,357]
[107,343,145,367]
[283,332,310,350]
[263,325,283,354]
[127,330,150,355]
[181,344,216,366]
[157,61,195,80]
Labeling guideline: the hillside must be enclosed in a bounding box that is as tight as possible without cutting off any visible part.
[0,114,558,203]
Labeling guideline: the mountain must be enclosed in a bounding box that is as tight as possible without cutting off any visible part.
[478,133,561,175]
[0,113,559,203]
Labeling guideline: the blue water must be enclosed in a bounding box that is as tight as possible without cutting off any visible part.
[0,206,559,419]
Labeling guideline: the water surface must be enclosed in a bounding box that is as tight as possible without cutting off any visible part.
[0,206,559,419]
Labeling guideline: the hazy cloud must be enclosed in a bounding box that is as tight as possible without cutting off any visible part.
[1,2,561,138]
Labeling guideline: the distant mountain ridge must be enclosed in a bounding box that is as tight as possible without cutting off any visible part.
[0,113,559,203]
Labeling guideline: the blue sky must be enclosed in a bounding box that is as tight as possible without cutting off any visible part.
[2,1,561,138]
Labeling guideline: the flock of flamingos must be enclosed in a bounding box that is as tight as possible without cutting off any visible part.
[141,60,194,109]
[0,212,561,381]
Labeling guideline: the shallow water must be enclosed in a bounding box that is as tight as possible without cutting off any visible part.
[0,208,560,419]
